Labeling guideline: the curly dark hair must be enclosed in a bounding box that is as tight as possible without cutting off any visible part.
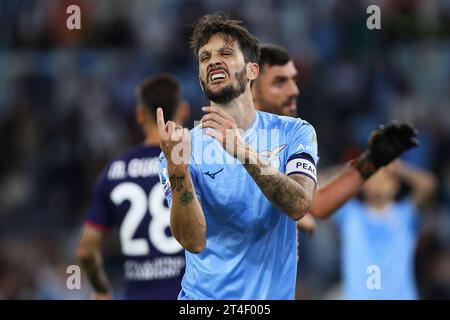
[189,13,260,64]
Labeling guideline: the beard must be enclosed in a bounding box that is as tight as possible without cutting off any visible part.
[281,101,298,117]
[201,67,247,104]
[257,91,297,117]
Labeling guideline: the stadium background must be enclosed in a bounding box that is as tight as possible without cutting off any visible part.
[0,0,449,299]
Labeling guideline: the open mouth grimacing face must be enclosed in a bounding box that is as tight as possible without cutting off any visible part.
[207,68,230,88]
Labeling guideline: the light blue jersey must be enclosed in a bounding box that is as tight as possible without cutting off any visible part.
[334,199,420,300]
[159,111,318,300]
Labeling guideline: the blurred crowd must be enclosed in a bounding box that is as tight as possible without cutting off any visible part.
[0,0,449,299]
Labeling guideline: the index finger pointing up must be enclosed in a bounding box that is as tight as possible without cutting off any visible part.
[156,107,166,135]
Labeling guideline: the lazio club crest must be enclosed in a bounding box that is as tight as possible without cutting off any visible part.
[258,145,286,169]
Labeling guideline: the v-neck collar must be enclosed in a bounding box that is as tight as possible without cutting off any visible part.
[242,111,259,139]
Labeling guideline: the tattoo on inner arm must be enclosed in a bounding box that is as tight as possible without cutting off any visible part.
[169,174,195,206]
[180,190,194,206]
[246,164,311,213]
[170,175,185,192]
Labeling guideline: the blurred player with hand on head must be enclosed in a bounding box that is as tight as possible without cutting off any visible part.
[77,74,189,300]
[158,14,319,300]
[333,160,436,299]
[251,44,420,229]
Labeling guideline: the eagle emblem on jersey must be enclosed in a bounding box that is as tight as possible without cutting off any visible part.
[258,144,286,169]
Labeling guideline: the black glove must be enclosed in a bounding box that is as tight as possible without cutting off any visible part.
[355,121,420,179]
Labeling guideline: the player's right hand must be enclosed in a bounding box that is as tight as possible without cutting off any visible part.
[156,107,191,173]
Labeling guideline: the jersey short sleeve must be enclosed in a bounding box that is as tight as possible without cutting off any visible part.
[284,119,319,185]
[85,168,114,231]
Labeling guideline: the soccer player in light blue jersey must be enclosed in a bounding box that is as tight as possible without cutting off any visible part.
[334,160,436,299]
[252,44,425,300]
[157,14,319,300]
[252,44,421,233]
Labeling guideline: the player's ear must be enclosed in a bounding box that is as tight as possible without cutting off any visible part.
[247,62,259,81]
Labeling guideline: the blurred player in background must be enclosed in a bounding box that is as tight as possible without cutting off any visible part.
[77,74,189,300]
[333,160,436,299]
[252,44,299,118]
[251,44,420,233]
[158,14,319,299]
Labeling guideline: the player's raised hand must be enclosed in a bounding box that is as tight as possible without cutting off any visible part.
[156,107,191,172]
[200,106,247,161]
[355,121,419,179]
[369,121,419,165]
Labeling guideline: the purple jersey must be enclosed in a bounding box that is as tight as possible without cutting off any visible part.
[86,144,185,300]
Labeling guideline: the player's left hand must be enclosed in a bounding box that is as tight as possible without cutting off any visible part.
[200,106,248,161]
[355,121,419,179]
[368,121,419,168]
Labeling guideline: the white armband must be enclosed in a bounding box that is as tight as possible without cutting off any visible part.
[286,154,317,184]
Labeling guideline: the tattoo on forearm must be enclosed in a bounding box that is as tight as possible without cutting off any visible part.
[169,174,195,206]
[180,190,194,206]
[170,175,185,192]
[245,163,310,214]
